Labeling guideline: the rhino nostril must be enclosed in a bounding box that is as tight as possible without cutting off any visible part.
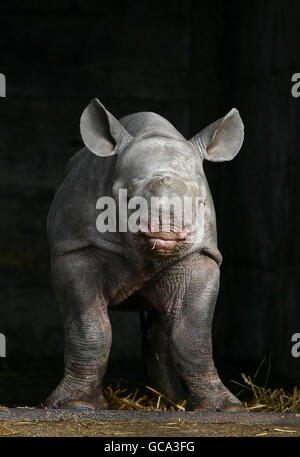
[161,175,172,184]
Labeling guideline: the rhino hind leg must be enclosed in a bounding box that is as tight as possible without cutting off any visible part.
[141,310,186,405]
[46,251,111,410]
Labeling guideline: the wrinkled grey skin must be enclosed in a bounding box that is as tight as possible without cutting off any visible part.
[46,99,244,411]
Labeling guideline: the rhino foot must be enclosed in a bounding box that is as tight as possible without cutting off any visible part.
[45,380,108,410]
[61,401,97,411]
[189,392,244,412]
[46,395,108,410]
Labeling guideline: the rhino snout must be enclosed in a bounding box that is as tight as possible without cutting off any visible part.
[147,175,188,199]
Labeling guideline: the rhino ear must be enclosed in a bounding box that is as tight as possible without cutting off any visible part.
[80,98,131,156]
[190,108,244,162]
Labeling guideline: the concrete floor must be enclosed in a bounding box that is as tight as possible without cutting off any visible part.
[1,408,300,437]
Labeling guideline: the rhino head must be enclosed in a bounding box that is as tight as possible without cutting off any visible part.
[80,98,244,258]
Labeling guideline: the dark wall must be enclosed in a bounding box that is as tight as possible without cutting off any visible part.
[209,1,300,383]
[0,0,299,385]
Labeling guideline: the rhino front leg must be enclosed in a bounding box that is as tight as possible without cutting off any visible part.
[46,251,111,410]
[143,254,243,411]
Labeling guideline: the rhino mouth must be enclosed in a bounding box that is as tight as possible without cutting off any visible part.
[140,228,191,253]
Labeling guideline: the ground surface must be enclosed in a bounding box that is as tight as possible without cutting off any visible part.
[1,361,299,437]
[1,408,300,437]
[1,420,300,437]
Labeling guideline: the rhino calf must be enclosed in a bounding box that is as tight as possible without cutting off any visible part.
[46,99,244,411]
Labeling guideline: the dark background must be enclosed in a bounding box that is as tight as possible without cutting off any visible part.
[0,0,299,401]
